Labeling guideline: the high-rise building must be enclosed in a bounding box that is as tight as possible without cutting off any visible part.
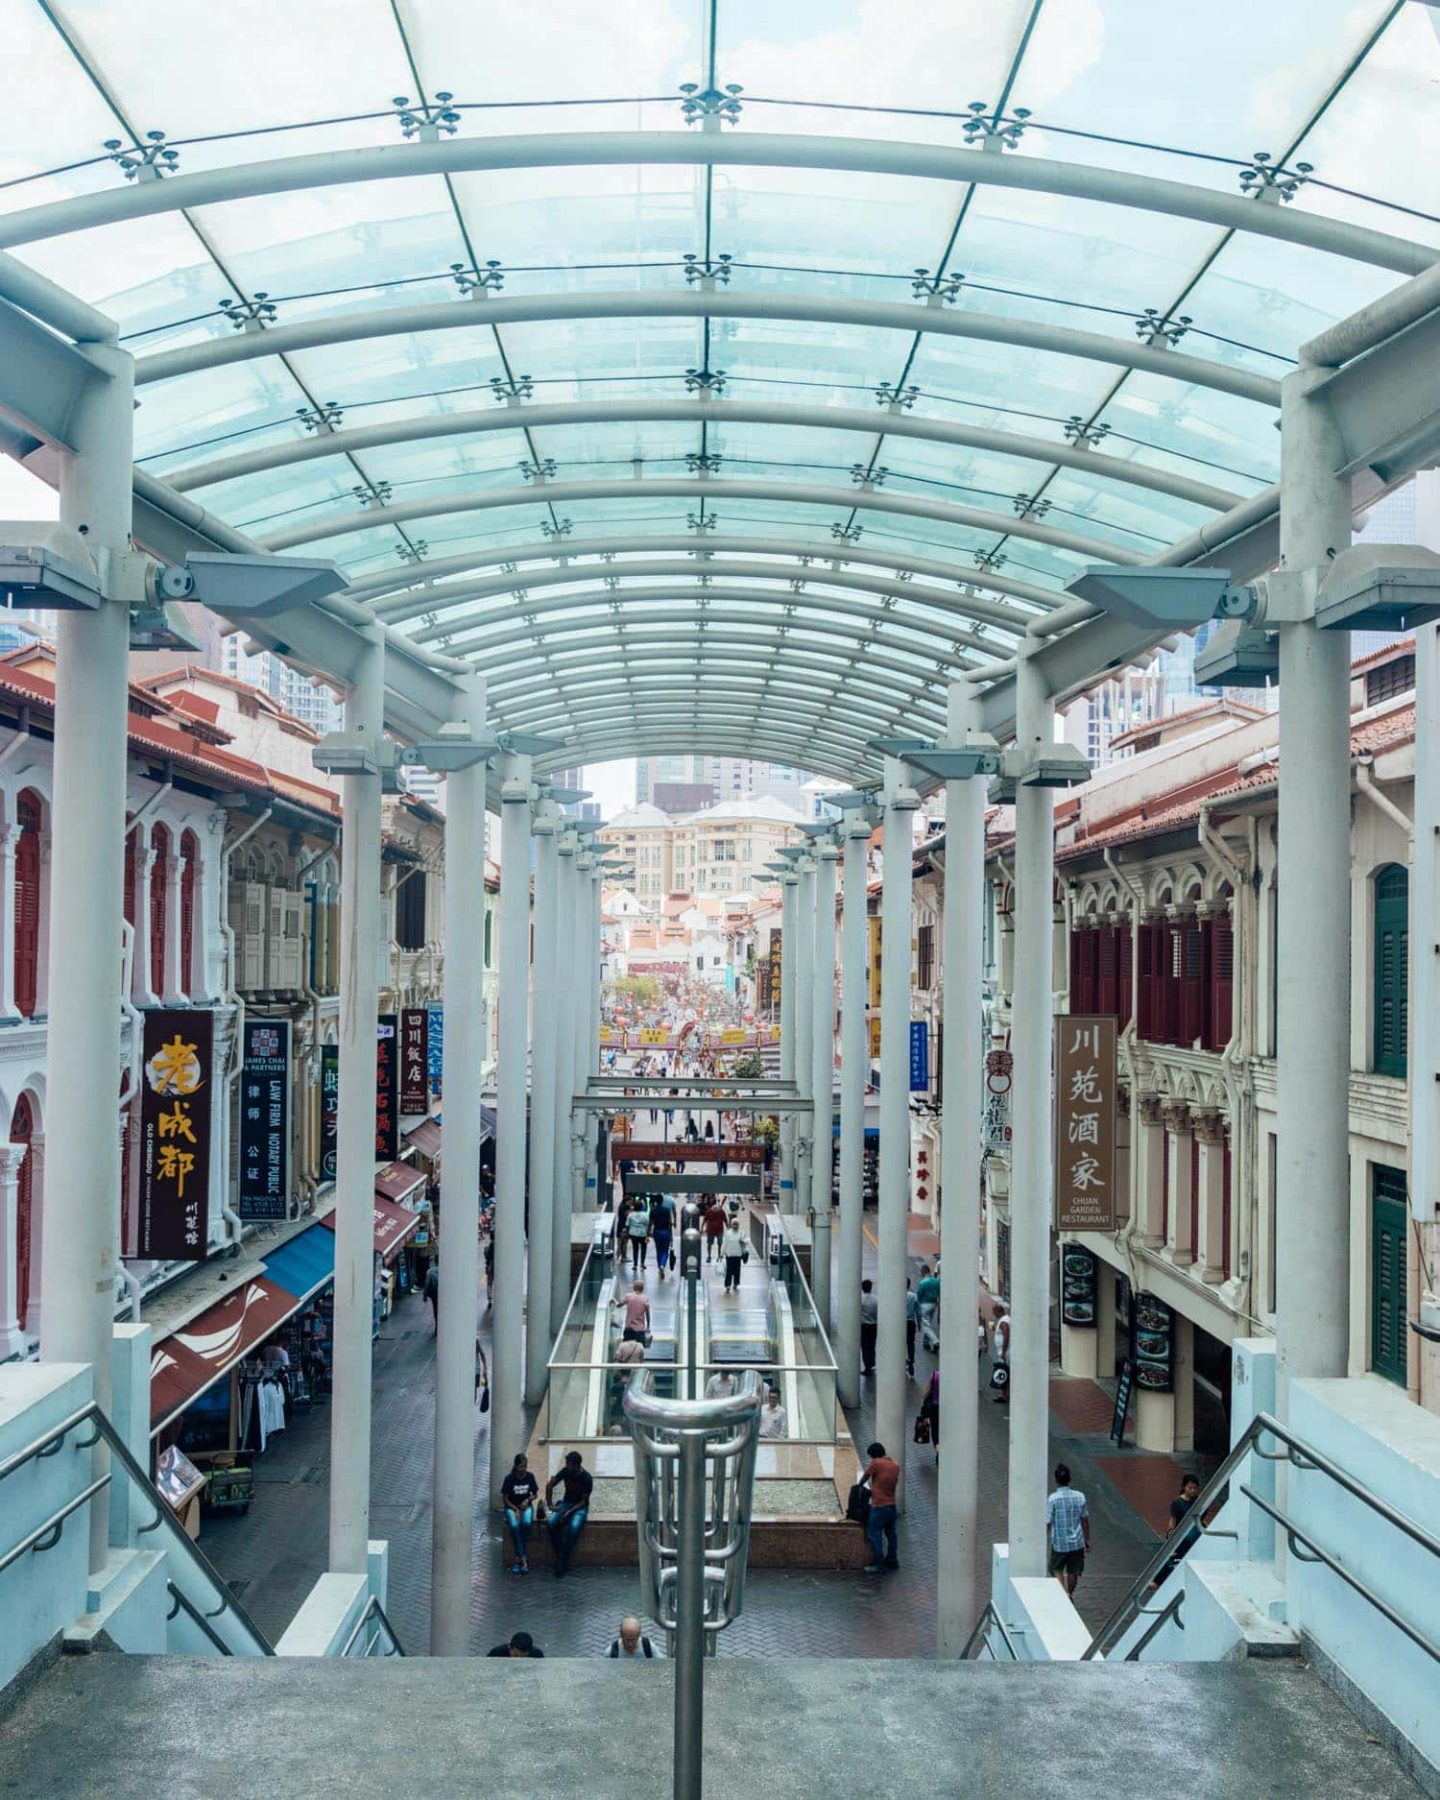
[636,755,810,804]
[220,636,345,736]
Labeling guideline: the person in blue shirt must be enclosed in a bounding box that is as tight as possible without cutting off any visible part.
[1046,1462,1091,1595]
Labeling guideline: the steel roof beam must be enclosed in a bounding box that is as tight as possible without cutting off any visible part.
[262,474,1144,564]
[137,288,1280,409]
[424,592,1007,661]
[351,532,1067,611]
[387,561,1035,635]
[507,698,887,753]
[168,395,1243,512]
[2,132,1425,278]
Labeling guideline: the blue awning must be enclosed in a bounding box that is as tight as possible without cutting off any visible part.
[262,1224,335,1305]
[832,1125,881,1140]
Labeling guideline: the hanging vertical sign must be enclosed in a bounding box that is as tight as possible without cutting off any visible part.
[984,1048,1013,1152]
[1054,1015,1117,1231]
[319,1044,340,1182]
[375,1013,399,1161]
[137,1009,215,1260]
[400,1007,429,1114]
[238,1019,290,1221]
[427,1003,444,1098]
[909,1020,930,1092]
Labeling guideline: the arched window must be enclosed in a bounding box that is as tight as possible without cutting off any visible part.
[150,824,171,998]
[179,830,199,999]
[12,1093,34,1332]
[1373,864,1408,1077]
[123,820,137,929]
[14,790,42,1018]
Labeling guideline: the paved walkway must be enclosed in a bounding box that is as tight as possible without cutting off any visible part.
[202,1215,1184,1657]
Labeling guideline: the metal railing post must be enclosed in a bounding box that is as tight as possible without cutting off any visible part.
[674,1429,707,1800]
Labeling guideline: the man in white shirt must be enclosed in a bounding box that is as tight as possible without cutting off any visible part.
[758,1387,787,1438]
[705,1368,738,1400]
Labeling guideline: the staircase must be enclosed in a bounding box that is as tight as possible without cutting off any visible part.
[0,1652,1426,1799]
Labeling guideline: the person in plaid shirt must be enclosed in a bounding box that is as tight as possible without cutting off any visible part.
[1046,1463,1091,1595]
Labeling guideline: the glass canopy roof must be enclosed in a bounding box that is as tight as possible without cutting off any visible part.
[2,0,1437,778]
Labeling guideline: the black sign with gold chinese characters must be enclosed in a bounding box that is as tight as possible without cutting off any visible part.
[1054,1015,1117,1232]
[375,1014,399,1161]
[137,1009,215,1260]
[400,1007,429,1115]
[238,1018,290,1221]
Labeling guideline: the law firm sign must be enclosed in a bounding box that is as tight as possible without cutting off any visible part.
[1054,1015,1117,1232]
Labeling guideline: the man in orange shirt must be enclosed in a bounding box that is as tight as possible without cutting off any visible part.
[861,1440,901,1573]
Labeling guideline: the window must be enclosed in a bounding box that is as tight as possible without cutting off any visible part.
[1366,654,1415,708]
[11,1093,34,1330]
[150,823,171,998]
[13,790,42,1019]
[179,830,199,999]
[395,868,427,951]
[1207,911,1234,1052]
[713,839,737,861]
[1373,864,1408,1077]
[1370,1164,1408,1387]
[917,922,935,989]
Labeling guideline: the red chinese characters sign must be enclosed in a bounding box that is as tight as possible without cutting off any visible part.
[400,1008,429,1115]
[1054,1016,1117,1233]
[375,1014,399,1161]
[137,1009,215,1260]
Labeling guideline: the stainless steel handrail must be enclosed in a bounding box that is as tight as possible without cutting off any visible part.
[0,1400,275,1656]
[167,1581,234,1656]
[340,1593,408,1658]
[1123,1588,1185,1661]
[1083,1408,1440,1662]
[959,1601,1020,1661]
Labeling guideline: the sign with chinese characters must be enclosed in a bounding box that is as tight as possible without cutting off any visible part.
[400,1008,429,1115]
[238,1019,290,1221]
[909,1020,929,1092]
[319,1045,339,1182]
[375,1014,399,1161]
[426,1004,443,1098]
[137,1010,215,1260]
[1054,1015,1117,1232]
[984,1048,1013,1152]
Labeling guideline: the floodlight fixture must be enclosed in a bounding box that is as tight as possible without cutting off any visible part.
[496,730,569,757]
[1193,618,1279,689]
[408,721,500,773]
[988,773,1017,805]
[313,731,396,777]
[903,736,1003,782]
[556,787,594,805]
[127,597,204,653]
[826,789,879,810]
[1020,742,1092,789]
[1063,565,1256,631]
[0,525,101,610]
[867,734,935,758]
[166,551,347,618]
[1312,545,1440,633]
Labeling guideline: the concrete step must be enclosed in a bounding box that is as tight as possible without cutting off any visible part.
[1,1651,1426,1800]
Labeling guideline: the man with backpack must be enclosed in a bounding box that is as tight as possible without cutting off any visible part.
[606,1615,663,1659]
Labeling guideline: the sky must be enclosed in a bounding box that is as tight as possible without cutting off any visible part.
[581,759,637,820]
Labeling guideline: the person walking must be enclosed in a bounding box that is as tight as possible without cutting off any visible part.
[424,1261,438,1331]
[990,1299,1011,1404]
[860,1441,901,1574]
[702,1199,726,1264]
[606,1616,662,1658]
[1046,1463,1091,1596]
[704,1367,738,1400]
[613,1280,651,1346]
[758,1386,787,1438]
[501,1452,540,1574]
[918,1367,939,1459]
[650,1195,675,1277]
[1150,1472,1204,1590]
[859,1278,878,1376]
[905,1278,918,1379]
[545,1450,594,1578]
[719,1216,747,1294]
[475,1338,490,1411]
[625,1198,651,1271]
[915,1263,940,1349]
[488,1630,544,1657]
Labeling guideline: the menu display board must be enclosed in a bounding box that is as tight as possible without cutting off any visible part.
[1061,1243,1098,1326]
[1133,1291,1174,1392]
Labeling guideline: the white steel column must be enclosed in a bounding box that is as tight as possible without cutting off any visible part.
[937,683,987,1653]
[1275,363,1354,1406]
[492,751,531,1497]
[778,871,798,1205]
[551,828,578,1333]
[525,800,558,1401]
[792,853,815,1218]
[570,848,595,1213]
[39,342,133,1573]
[877,757,917,1507]
[431,674,488,1655]
[328,625,385,1575]
[1008,650,1056,1581]
[836,816,869,1409]
[810,837,839,1327]
[1414,622,1439,1241]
